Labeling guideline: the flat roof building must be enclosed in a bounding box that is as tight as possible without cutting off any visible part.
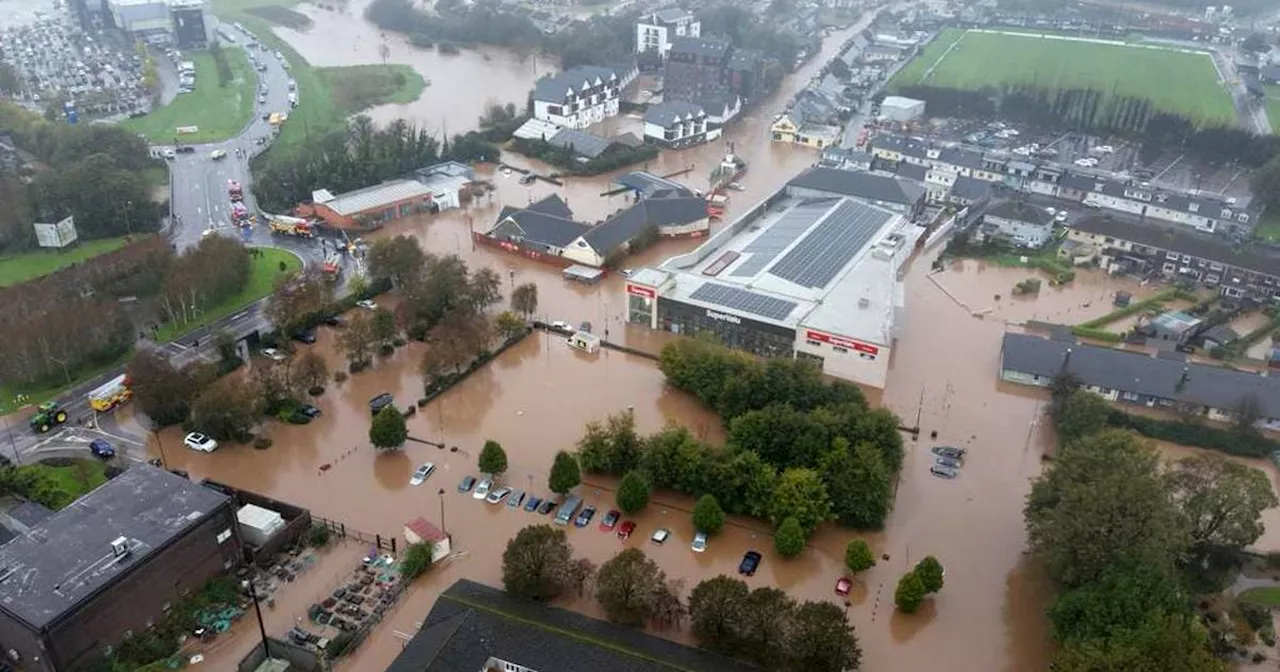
[0,465,237,672]
[303,179,437,231]
[625,171,923,389]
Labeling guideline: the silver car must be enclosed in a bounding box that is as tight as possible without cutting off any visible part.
[691,531,708,553]
[472,477,493,500]
[486,486,512,504]
[930,465,958,479]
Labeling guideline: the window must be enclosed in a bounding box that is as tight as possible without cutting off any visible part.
[833,346,849,354]
[122,630,133,640]
[1121,391,1140,402]
[806,339,822,347]
[859,352,876,361]
[216,529,232,544]
[162,601,171,612]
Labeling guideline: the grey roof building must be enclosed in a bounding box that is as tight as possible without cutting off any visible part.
[0,465,238,672]
[583,195,708,255]
[999,332,1280,423]
[531,65,624,104]
[488,195,590,252]
[788,166,927,214]
[644,100,706,127]
[547,128,614,159]
[386,580,759,672]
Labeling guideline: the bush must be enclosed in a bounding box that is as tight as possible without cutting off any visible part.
[253,437,273,450]
[348,361,366,373]
[309,385,325,396]
[392,337,407,347]
[308,525,332,547]
[895,571,926,613]
[693,494,725,535]
[399,542,433,580]
[1107,409,1278,458]
[379,343,395,356]
[326,632,355,658]
[1070,325,1125,342]
[333,371,348,383]
[845,539,875,573]
[774,517,806,558]
[616,470,651,514]
[417,397,429,407]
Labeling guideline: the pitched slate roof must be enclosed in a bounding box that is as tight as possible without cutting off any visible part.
[531,65,621,104]
[644,100,706,127]
[788,166,926,207]
[950,175,994,202]
[548,128,613,159]
[492,195,589,248]
[1001,332,1280,419]
[895,162,927,181]
[985,200,1053,225]
[652,7,692,23]
[582,196,707,253]
[727,48,762,71]
[670,36,732,60]
[1069,215,1280,279]
[387,580,760,672]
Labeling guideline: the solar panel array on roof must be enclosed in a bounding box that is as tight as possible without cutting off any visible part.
[730,198,840,278]
[689,283,798,321]
[770,199,893,289]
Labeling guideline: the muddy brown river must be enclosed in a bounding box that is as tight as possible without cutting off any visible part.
[115,6,1280,671]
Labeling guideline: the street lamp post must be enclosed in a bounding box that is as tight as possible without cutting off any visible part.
[123,200,134,235]
[437,488,447,537]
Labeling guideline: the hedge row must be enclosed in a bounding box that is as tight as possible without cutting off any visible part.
[1077,288,1183,329]
[1069,326,1125,343]
[1107,409,1279,459]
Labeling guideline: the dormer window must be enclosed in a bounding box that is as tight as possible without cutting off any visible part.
[1156,194,1167,203]
[1188,202,1199,213]
[1221,208,1231,218]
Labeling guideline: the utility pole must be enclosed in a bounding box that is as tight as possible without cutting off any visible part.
[437,488,447,536]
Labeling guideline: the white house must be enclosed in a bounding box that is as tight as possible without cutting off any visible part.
[636,8,701,59]
[530,65,624,130]
[644,101,709,148]
[980,200,1054,248]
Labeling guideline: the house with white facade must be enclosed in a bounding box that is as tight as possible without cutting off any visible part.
[530,65,625,130]
[979,200,1055,248]
[644,101,710,148]
[636,9,701,59]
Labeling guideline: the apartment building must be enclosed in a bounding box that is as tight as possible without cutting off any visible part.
[636,8,701,59]
[530,65,626,130]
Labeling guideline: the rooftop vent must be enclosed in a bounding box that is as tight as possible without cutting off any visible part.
[858,298,871,309]
[110,537,130,559]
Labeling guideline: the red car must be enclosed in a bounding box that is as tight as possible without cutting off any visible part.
[616,521,636,539]
[599,509,620,532]
[835,577,852,597]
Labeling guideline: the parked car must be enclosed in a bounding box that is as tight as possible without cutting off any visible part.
[293,329,317,344]
[409,463,436,486]
[617,521,636,539]
[261,347,286,361]
[935,456,962,469]
[739,551,762,576]
[184,432,218,453]
[458,475,476,493]
[524,495,541,512]
[369,393,395,415]
[506,489,526,509]
[574,505,597,527]
[550,320,572,331]
[473,478,493,499]
[537,498,557,515]
[931,465,959,479]
[486,486,512,504]
[321,315,343,327]
[89,438,115,459]
[356,299,378,310]
[599,509,620,531]
[691,531,708,553]
[210,149,226,160]
[296,404,322,418]
[835,577,852,597]
[931,446,966,459]
[651,528,670,545]
[176,145,196,154]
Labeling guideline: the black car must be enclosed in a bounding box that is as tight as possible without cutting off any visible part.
[321,315,343,327]
[739,551,762,576]
[369,393,395,415]
[176,145,195,154]
[537,498,557,514]
[297,404,322,418]
[293,329,317,344]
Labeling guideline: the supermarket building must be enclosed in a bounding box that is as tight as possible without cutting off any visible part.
[625,169,924,388]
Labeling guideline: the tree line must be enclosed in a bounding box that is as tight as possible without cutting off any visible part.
[0,236,251,390]
[0,102,162,253]
[572,338,901,555]
[892,84,1280,171]
[499,523,861,672]
[1026,379,1279,669]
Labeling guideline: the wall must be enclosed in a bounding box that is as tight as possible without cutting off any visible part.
[237,637,324,672]
[0,606,44,672]
[49,505,239,671]
[201,480,312,568]
[793,328,891,388]
[473,232,574,268]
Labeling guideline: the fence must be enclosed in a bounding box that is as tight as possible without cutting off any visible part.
[312,516,398,555]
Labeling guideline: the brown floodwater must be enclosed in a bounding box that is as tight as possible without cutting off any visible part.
[136,11,1280,671]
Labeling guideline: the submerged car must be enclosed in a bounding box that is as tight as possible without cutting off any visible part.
[506,489,526,509]
[574,506,597,527]
[524,495,542,512]
[458,475,476,492]
[935,456,962,469]
[599,509,620,531]
[651,528,671,545]
[183,432,218,453]
[931,446,966,460]
[537,498,557,515]
[931,465,959,479]
[835,577,852,597]
[472,477,493,500]
[691,531,708,553]
[739,551,762,576]
[486,486,513,504]
[617,521,636,539]
[409,463,435,486]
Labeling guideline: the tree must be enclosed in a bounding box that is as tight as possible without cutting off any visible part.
[1046,560,1185,643]
[738,587,795,666]
[292,350,329,392]
[595,548,666,626]
[495,310,527,342]
[189,376,261,442]
[693,494,725,535]
[652,579,687,630]
[577,409,642,474]
[369,405,408,450]
[786,601,862,672]
[511,282,538,318]
[265,269,333,337]
[255,362,300,414]
[769,467,832,536]
[1052,389,1112,444]
[337,311,376,369]
[548,451,581,495]
[914,556,944,593]
[501,524,573,600]
[819,439,892,529]
[367,235,426,287]
[1243,32,1270,53]
[371,307,398,346]
[845,539,875,573]
[127,349,198,426]
[479,439,508,477]
[399,541,433,579]
[616,470,650,514]
[565,557,598,597]
[1168,454,1278,551]
[1251,153,1280,211]
[894,571,926,613]
[1025,429,1187,589]
[1049,612,1226,672]
[774,517,806,558]
[688,576,748,651]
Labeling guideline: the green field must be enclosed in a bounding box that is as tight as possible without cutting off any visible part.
[154,246,302,341]
[0,236,141,288]
[121,49,259,143]
[888,28,1236,126]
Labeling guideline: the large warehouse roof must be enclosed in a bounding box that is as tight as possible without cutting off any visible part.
[646,181,919,345]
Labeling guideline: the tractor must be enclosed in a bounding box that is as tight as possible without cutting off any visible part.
[29,401,69,433]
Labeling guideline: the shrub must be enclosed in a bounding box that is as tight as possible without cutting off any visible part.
[693,494,725,535]
[308,385,325,396]
[774,517,806,558]
[845,539,875,573]
[379,343,395,357]
[253,437,273,450]
[895,571,926,613]
[392,337,407,347]
[417,397,429,407]
[616,470,651,514]
[399,542,434,580]
[1107,409,1278,458]
[308,525,332,547]
[333,371,348,383]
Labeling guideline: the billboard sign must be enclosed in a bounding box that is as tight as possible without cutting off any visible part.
[625,283,655,299]
[33,216,78,248]
[804,329,880,356]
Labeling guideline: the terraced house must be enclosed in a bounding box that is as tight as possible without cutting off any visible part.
[530,65,631,130]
